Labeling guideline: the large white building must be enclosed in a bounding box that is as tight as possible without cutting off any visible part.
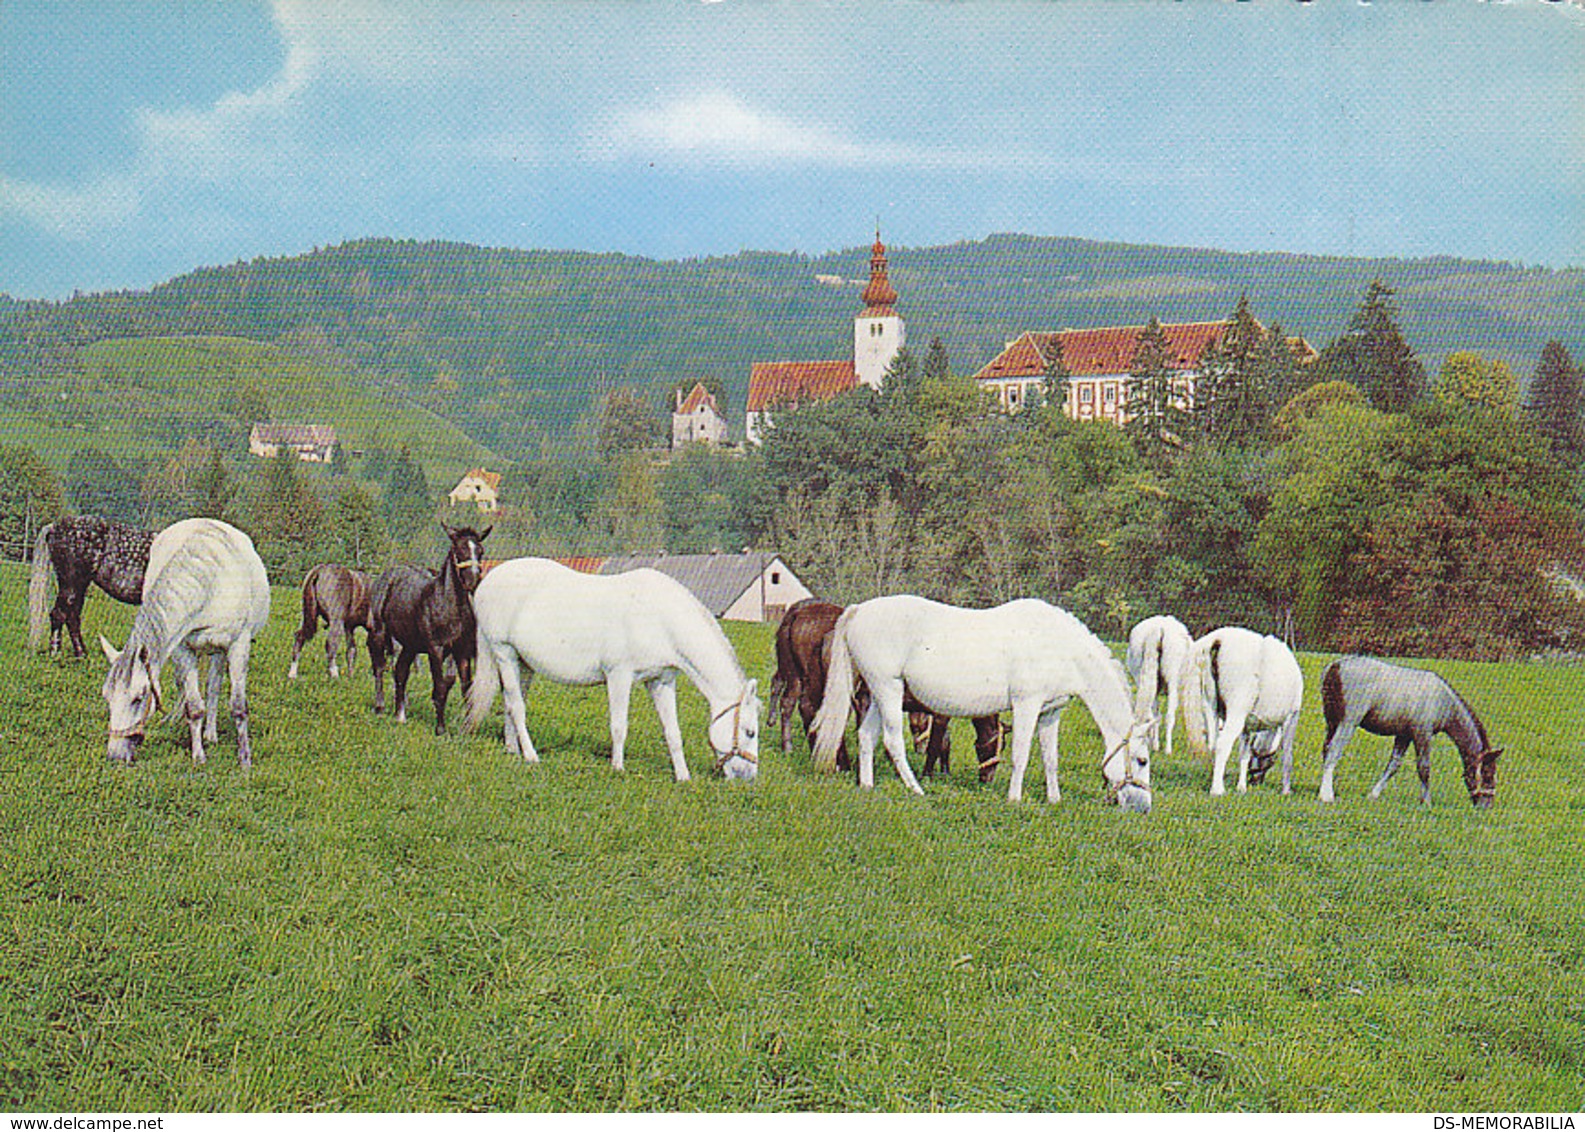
[744,230,905,443]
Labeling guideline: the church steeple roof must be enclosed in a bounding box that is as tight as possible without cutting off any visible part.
[860,226,899,314]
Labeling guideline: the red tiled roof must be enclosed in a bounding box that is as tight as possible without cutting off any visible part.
[972,322,1228,380]
[746,360,857,412]
[974,320,1317,382]
[556,556,607,575]
[677,382,719,415]
[459,467,502,491]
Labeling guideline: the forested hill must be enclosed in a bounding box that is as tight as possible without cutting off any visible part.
[3,234,1581,455]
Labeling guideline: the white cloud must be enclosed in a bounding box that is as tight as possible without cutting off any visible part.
[593,89,995,170]
[0,174,141,240]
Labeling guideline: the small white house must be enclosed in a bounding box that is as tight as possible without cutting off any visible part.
[671,382,729,448]
[599,552,813,623]
[249,423,337,463]
[448,468,502,513]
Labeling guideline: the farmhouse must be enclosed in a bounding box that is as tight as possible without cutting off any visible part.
[745,229,905,443]
[248,423,337,463]
[595,552,814,623]
[973,322,1317,422]
[671,382,729,448]
[448,468,502,513]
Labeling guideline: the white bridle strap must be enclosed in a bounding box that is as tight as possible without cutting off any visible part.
[1100,731,1147,801]
[108,660,163,739]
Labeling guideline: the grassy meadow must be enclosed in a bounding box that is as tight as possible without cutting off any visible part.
[1,560,1582,1111]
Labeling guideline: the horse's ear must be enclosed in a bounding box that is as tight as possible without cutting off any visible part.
[1485,748,1503,764]
[442,522,458,537]
[478,525,492,542]
[100,635,121,664]
[744,677,758,702]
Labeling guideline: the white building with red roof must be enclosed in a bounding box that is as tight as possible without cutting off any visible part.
[671,381,729,448]
[744,230,906,443]
[972,321,1315,424]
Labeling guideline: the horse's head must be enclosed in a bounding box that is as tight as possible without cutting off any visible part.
[1103,717,1154,814]
[442,524,491,594]
[1464,747,1501,809]
[709,680,760,781]
[100,635,162,763]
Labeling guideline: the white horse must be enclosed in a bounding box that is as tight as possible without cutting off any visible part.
[809,595,1153,811]
[1126,614,1192,757]
[463,557,760,780]
[100,518,270,766]
[1183,626,1303,796]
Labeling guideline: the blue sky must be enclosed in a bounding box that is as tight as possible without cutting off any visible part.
[2,0,1582,300]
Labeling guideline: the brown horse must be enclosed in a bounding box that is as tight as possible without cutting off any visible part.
[289,564,374,680]
[770,598,1003,781]
[368,525,490,734]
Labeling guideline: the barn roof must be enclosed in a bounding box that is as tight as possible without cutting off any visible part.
[599,552,785,616]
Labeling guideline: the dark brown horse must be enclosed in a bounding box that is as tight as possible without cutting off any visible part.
[289,564,374,680]
[28,515,154,657]
[369,524,490,734]
[769,598,1003,781]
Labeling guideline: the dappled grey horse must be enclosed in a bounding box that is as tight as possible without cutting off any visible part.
[1319,655,1501,808]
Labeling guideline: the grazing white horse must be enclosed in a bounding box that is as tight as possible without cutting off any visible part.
[1183,626,1303,796]
[1126,615,1193,757]
[464,558,760,781]
[100,518,270,766]
[809,595,1153,811]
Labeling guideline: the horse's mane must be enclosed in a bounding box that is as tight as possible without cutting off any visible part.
[1439,674,1490,750]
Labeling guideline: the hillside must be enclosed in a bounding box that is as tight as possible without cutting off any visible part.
[2,234,1581,454]
[0,335,497,483]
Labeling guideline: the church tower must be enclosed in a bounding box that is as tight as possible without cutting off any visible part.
[853,227,905,390]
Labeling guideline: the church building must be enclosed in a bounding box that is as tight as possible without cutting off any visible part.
[744,230,905,443]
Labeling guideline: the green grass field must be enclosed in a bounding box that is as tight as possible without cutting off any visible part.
[2,562,1582,1111]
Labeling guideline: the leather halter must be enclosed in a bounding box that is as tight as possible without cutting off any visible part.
[710,696,757,773]
[1100,730,1148,804]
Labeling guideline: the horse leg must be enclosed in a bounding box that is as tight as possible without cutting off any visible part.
[325,621,344,679]
[606,668,634,772]
[1005,701,1041,804]
[62,586,88,659]
[1211,706,1247,796]
[855,698,882,790]
[645,673,689,782]
[1414,731,1434,807]
[875,687,923,795]
[1163,678,1180,758]
[1367,734,1411,800]
[1036,704,1063,804]
[203,653,224,745]
[289,618,314,681]
[345,625,360,674]
[497,653,538,762]
[228,641,255,768]
[1318,716,1359,803]
[919,713,948,778]
[974,716,1004,783]
[428,651,453,735]
[370,634,388,714]
[169,646,207,765]
[392,647,416,724]
[1278,711,1299,796]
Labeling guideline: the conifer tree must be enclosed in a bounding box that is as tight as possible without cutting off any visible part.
[1123,317,1182,467]
[1523,340,1584,465]
[1042,334,1071,417]
[1314,279,1426,413]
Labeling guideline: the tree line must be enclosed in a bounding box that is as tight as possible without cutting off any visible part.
[4,278,1582,660]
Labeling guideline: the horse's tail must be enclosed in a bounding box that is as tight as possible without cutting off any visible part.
[810,607,859,773]
[463,625,500,734]
[297,566,324,642]
[1183,638,1216,757]
[1134,635,1162,722]
[26,523,55,651]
